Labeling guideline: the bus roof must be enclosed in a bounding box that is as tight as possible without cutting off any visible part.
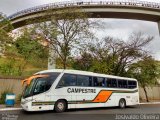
[36,69,137,81]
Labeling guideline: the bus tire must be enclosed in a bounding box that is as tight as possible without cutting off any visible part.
[119,98,126,109]
[54,100,67,113]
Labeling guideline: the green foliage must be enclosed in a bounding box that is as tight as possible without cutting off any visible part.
[0,13,13,51]
[90,60,111,74]
[16,94,22,103]
[0,27,48,76]
[0,57,16,75]
[0,88,13,104]
[72,52,93,71]
[127,56,159,102]
[72,33,154,77]
[15,28,48,62]
[128,56,158,87]
[156,61,160,78]
[0,57,43,76]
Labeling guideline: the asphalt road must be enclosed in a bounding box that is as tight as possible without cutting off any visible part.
[1,104,160,120]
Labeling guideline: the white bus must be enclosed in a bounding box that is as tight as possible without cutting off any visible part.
[21,69,139,112]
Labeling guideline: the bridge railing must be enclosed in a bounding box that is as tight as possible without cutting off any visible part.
[7,0,160,20]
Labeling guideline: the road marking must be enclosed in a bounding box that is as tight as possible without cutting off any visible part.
[0,108,22,111]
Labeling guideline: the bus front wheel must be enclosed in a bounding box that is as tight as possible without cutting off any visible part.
[119,98,126,109]
[54,100,67,113]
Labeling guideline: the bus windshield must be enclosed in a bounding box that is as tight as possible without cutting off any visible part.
[23,78,37,98]
[22,73,60,98]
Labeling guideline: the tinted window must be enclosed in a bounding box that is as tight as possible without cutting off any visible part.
[123,80,127,88]
[118,80,127,88]
[106,78,111,87]
[93,77,105,87]
[128,81,137,89]
[77,75,92,86]
[111,79,117,88]
[106,78,117,88]
[58,74,76,87]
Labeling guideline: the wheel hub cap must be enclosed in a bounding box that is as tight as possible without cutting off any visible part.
[57,102,64,110]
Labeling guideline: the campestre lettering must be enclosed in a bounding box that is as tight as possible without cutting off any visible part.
[67,88,96,93]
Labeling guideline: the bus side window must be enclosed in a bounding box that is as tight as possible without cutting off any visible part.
[106,78,117,88]
[118,80,127,88]
[93,77,98,86]
[132,81,137,88]
[77,75,92,87]
[128,81,137,89]
[106,78,111,87]
[58,74,76,87]
[93,77,105,87]
[112,79,117,88]
[118,80,123,88]
[123,80,127,88]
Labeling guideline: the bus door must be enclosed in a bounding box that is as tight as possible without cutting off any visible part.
[31,76,53,110]
[31,73,60,107]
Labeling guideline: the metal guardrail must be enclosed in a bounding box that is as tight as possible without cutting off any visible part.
[7,0,160,20]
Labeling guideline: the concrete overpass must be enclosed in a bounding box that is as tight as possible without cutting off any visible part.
[7,0,160,69]
[8,1,160,31]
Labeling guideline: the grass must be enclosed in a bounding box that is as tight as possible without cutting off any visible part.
[0,57,47,77]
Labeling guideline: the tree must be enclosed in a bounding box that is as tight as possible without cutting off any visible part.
[128,56,158,102]
[33,7,94,69]
[75,32,154,76]
[72,52,93,71]
[14,27,48,75]
[0,12,16,76]
[0,27,48,76]
[0,12,13,54]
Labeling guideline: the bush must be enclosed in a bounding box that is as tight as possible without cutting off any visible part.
[16,94,22,103]
[0,88,13,104]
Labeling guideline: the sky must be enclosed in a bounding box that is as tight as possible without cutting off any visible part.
[0,0,160,60]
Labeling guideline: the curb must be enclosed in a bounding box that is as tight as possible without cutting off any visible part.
[140,102,160,105]
[0,108,22,111]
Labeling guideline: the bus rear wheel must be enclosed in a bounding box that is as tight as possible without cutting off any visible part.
[119,99,126,109]
[54,100,67,113]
